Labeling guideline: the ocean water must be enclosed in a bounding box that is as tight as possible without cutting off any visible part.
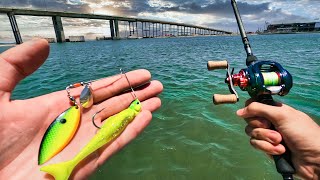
[1,34,319,179]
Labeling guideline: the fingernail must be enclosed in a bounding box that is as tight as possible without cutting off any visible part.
[24,38,42,45]
[236,109,244,116]
[268,131,281,144]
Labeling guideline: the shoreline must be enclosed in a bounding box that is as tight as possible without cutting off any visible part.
[0,44,15,47]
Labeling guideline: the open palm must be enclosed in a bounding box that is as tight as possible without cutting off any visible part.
[0,39,163,180]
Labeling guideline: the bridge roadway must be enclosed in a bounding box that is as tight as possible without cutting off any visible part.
[0,8,232,44]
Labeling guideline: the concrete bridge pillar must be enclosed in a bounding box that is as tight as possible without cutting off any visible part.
[114,20,120,39]
[129,21,132,36]
[161,24,164,36]
[136,21,138,37]
[148,22,151,37]
[141,22,144,37]
[52,16,65,43]
[109,20,115,39]
[7,12,22,44]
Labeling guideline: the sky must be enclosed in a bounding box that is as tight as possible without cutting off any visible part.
[0,0,320,42]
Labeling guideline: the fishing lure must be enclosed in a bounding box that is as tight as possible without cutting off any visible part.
[38,81,94,165]
[40,70,139,180]
[40,98,141,180]
[38,106,81,165]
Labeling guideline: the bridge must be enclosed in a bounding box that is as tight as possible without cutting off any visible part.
[0,8,232,44]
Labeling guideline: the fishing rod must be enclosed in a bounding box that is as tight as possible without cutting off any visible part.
[207,0,295,179]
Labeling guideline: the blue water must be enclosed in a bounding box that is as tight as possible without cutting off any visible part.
[1,34,319,179]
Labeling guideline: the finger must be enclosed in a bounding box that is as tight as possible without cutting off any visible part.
[33,70,160,125]
[246,127,282,145]
[244,117,271,129]
[92,80,163,120]
[96,110,153,165]
[141,97,162,112]
[91,69,152,104]
[250,138,286,155]
[65,69,152,105]
[0,39,49,93]
[237,102,286,126]
[92,96,162,128]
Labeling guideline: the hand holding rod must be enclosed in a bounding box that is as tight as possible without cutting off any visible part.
[230,0,295,179]
[257,95,295,180]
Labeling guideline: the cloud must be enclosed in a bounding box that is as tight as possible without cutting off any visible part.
[62,18,107,27]
[0,0,92,13]
[1,0,320,42]
[158,1,270,17]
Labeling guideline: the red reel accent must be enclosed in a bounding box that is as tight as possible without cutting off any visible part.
[227,70,249,88]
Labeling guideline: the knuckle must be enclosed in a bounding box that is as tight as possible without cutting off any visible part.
[251,128,263,139]
[272,145,285,155]
[246,102,259,114]
[270,132,282,144]
[245,125,253,136]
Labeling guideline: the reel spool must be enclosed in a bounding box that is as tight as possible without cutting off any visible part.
[207,60,293,105]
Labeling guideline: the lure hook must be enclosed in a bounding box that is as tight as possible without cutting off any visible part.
[92,108,105,129]
[91,69,136,129]
[120,68,137,99]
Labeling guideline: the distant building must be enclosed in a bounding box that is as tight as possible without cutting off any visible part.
[44,38,56,43]
[69,36,85,42]
[96,36,112,40]
[264,22,320,34]
[32,36,56,43]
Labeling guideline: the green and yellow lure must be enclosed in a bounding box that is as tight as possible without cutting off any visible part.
[38,106,81,165]
[40,99,141,180]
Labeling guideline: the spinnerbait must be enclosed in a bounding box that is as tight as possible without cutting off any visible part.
[38,80,94,165]
[40,70,141,180]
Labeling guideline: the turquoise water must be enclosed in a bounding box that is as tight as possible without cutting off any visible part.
[1,34,320,179]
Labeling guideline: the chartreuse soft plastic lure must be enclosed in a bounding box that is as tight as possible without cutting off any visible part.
[40,99,141,180]
[38,106,81,165]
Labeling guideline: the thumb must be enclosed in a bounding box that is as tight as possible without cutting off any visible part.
[0,39,49,94]
[236,102,285,127]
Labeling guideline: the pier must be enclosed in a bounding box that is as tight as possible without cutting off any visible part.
[0,8,232,44]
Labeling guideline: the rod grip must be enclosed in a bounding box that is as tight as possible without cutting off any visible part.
[207,60,228,71]
[213,94,238,105]
[257,95,295,179]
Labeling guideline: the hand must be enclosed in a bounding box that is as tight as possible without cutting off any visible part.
[237,99,320,179]
[0,39,163,180]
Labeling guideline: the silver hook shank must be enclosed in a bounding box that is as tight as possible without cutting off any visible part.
[91,108,105,129]
[120,68,137,99]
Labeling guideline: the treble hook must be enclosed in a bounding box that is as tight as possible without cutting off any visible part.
[91,108,105,129]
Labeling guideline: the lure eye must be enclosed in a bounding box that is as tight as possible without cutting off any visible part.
[137,102,139,104]
[60,119,67,124]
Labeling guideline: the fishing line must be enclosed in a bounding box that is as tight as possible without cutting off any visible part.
[262,72,280,86]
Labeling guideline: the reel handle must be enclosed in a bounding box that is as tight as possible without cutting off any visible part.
[213,94,238,105]
[207,60,228,71]
[257,95,295,179]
